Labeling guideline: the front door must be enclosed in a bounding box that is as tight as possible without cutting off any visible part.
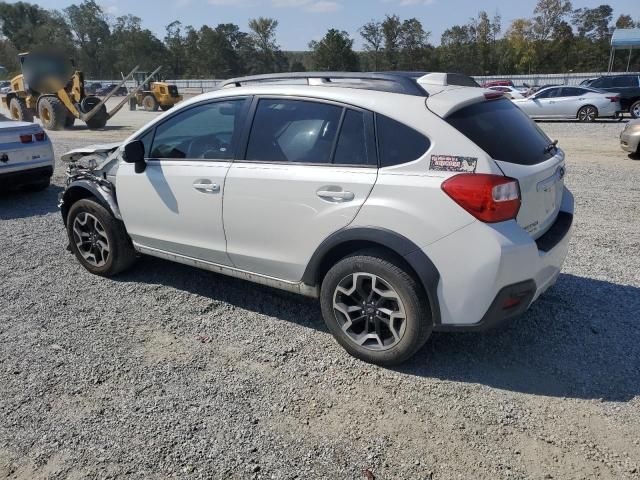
[117,98,248,265]
[223,98,378,281]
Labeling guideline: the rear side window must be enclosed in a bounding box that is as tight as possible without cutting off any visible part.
[446,98,554,166]
[246,99,341,164]
[334,110,370,166]
[561,87,585,97]
[612,76,638,87]
[376,114,430,167]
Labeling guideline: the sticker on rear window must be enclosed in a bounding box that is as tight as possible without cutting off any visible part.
[430,155,478,173]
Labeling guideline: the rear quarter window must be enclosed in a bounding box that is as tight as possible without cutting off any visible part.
[376,114,430,167]
[446,98,555,166]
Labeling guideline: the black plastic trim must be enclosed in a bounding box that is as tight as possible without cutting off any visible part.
[301,227,441,326]
[434,280,536,332]
[0,165,52,189]
[535,211,573,253]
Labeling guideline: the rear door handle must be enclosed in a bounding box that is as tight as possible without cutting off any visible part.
[193,180,220,193]
[316,189,355,202]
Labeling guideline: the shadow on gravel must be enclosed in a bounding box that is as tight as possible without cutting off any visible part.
[113,256,325,331]
[399,273,640,402]
[0,184,63,220]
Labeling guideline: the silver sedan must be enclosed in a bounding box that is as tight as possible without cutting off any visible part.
[512,86,621,122]
[620,120,640,154]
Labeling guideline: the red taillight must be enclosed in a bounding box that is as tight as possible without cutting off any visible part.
[34,131,46,141]
[20,134,33,143]
[441,174,521,223]
[606,96,619,103]
[484,91,504,100]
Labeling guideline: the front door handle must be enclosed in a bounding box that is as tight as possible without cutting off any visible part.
[316,189,355,202]
[193,180,220,193]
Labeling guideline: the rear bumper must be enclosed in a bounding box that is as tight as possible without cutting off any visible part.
[0,165,53,190]
[428,187,574,330]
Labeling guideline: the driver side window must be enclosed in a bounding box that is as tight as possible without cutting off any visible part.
[148,99,246,160]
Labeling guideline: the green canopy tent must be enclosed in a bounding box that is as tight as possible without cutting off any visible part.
[608,28,640,72]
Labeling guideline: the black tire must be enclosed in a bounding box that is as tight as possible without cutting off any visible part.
[66,199,136,277]
[142,94,159,112]
[9,97,34,122]
[160,105,173,111]
[577,105,598,123]
[85,105,108,129]
[320,250,432,366]
[64,115,76,128]
[630,100,640,119]
[38,96,67,130]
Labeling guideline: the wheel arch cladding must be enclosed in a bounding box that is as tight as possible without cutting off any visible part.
[302,227,442,326]
[61,181,122,223]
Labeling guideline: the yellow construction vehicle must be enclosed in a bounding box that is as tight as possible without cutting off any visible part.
[0,52,156,130]
[130,70,182,112]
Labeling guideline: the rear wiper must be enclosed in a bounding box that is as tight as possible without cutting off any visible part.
[544,140,559,154]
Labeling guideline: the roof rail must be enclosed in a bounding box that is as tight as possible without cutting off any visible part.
[220,72,428,96]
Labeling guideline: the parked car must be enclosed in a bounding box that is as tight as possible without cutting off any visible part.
[620,120,640,155]
[0,114,54,191]
[587,75,640,118]
[0,81,10,94]
[488,86,525,99]
[512,86,621,122]
[96,84,128,96]
[482,80,514,88]
[58,72,573,365]
[85,82,102,95]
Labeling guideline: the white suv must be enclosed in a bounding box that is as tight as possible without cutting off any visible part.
[59,72,574,365]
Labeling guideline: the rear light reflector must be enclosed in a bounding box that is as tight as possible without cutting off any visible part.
[441,174,521,223]
[34,131,46,141]
[20,134,33,143]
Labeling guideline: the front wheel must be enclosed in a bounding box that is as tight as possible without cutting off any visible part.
[320,251,432,366]
[66,199,136,276]
[630,100,640,119]
[577,105,598,123]
[142,94,159,112]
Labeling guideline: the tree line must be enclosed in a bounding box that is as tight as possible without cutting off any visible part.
[0,0,638,80]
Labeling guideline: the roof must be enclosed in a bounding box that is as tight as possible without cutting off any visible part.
[611,28,640,49]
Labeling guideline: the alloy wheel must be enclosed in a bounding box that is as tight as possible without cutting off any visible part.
[579,106,596,122]
[72,212,110,267]
[332,272,407,351]
[632,104,640,119]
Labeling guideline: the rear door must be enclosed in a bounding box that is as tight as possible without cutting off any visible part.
[446,98,565,239]
[223,97,378,281]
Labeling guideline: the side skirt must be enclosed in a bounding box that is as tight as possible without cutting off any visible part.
[134,243,320,298]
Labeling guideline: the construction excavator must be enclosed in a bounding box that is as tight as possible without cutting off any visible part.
[0,52,161,131]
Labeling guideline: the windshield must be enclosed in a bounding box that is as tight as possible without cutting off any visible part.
[446,98,555,166]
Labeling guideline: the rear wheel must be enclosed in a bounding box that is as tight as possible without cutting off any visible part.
[38,96,67,130]
[81,96,108,130]
[142,94,159,112]
[630,100,640,119]
[66,199,137,277]
[577,105,598,123]
[320,250,432,365]
[9,98,34,122]
[160,105,173,112]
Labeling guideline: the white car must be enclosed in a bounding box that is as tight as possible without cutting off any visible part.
[0,115,54,191]
[488,85,525,99]
[58,72,573,365]
[512,86,621,122]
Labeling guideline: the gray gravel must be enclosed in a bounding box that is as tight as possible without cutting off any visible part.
[1,115,639,480]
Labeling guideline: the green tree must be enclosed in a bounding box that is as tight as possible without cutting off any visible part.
[615,14,636,29]
[111,15,167,75]
[398,18,431,71]
[360,20,384,70]
[381,14,402,70]
[532,0,573,41]
[572,5,613,40]
[248,17,287,73]
[64,0,112,77]
[309,29,358,71]
[0,2,73,53]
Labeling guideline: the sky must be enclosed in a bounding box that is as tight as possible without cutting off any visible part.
[8,0,640,50]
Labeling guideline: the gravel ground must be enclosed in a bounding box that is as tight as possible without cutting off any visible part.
[1,106,639,479]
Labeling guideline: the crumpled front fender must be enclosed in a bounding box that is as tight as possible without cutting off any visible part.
[59,179,122,222]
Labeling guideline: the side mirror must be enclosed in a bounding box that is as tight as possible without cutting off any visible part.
[123,140,146,173]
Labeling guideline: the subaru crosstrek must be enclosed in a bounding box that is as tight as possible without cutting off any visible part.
[59,72,574,365]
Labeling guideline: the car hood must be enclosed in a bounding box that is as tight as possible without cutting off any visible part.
[61,142,122,163]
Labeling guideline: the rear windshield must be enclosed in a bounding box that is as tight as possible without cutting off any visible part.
[446,99,555,166]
